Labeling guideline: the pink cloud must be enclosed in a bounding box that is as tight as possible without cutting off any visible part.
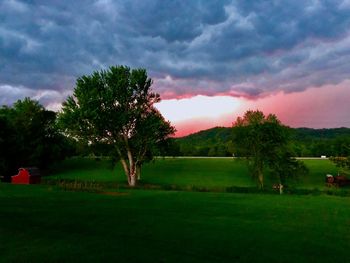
[157,81,350,137]
[251,81,350,128]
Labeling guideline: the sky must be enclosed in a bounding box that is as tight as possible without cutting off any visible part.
[1,0,350,136]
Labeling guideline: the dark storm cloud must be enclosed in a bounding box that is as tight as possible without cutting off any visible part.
[1,0,350,107]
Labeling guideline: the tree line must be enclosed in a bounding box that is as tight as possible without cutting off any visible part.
[175,127,350,157]
[1,65,349,188]
[0,98,74,181]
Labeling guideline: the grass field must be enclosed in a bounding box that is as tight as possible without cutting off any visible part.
[48,157,340,190]
[1,184,350,262]
[1,158,348,262]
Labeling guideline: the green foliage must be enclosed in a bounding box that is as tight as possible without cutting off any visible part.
[176,127,350,157]
[176,127,234,156]
[330,156,350,169]
[0,114,17,178]
[0,98,72,179]
[58,65,175,186]
[329,156,350,176]
[232,110,308,189]
[272,128,350,157]
[268,149,309,186]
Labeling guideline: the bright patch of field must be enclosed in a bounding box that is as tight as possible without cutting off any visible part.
[302,159,339,188]
[0,184,350,262]
[48,157,339,190]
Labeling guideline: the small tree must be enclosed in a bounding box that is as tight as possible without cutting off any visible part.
[58,65,175,186]
[329,156,350,176]
[232,110,307,189]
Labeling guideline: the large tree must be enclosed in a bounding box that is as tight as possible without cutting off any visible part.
[232,110,307,189]
[58,65,175,186]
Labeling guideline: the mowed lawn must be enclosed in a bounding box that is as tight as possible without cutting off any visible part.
[48,157,339,189]
[1,184,350,262]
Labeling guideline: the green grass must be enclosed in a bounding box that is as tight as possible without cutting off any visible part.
[48,157,340,190]
[1,184,350,262]
[48,157,254,188]
[302,159,339,188]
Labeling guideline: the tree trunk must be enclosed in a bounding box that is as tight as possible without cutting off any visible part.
[118,156,132,186]
[129,169,137,187]
[126,160,137,187]
[125,143,137,187]
[253,158,264,189]
[115,148,133,186]
[117,155,137,187]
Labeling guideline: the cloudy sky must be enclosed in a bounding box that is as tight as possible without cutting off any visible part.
[1,0,350,136]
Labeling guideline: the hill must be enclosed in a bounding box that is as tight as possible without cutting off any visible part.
[175,127,350,157]
[175,127,234,156]
[291,127,350,140]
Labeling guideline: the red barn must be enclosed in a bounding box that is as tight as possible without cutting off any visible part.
[11,168,41,184]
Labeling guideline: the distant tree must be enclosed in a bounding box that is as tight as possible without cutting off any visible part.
[329,156,350,176]
[333,137,350,156]
[232,110,307,189]
[207,147,217,157]
[159,138,181,157]
[58,65,175,186]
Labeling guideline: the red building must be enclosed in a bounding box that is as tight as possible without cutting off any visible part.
[11,168,41,184]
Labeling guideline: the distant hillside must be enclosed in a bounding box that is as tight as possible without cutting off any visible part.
[177,127,232,146]
[175,127,350,157]
[291,127,350,140]
[175,127,233,156]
